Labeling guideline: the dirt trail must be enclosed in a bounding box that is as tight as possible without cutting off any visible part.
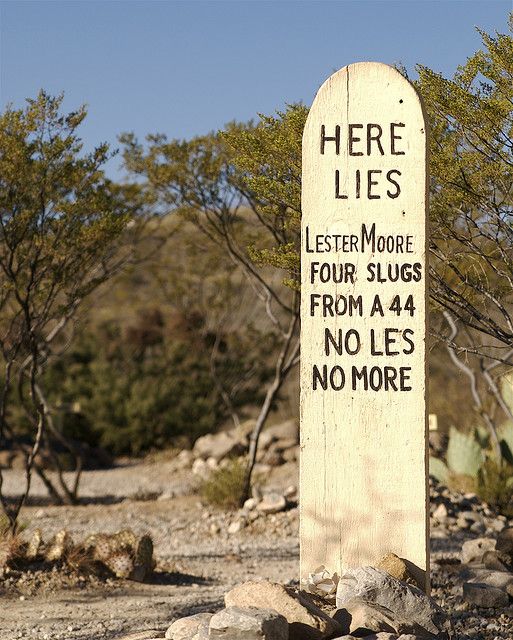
[1,460,512,639]
[1,462,299,640]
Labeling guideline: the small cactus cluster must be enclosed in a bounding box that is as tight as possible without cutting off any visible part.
[0,527,155,582]
[84,529,155,580]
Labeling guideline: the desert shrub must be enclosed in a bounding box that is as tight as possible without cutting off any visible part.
[90,342,221,454]
[199,459,247,509]
[445,474,478,495]
[39,306,271,456]
[477,458,513,517]
[42,330,221,455]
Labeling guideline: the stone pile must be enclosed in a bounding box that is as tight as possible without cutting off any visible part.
[187,419,300,477]
[457,528,513,609]
[163,573,450,640]
[430,482,508,539]
[428,478,513,611]
[427,478,513,637]
[203,487,298,537]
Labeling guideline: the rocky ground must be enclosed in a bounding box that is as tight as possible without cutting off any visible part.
[0,436,512,639]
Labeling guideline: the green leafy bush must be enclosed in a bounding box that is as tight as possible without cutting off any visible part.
[40,307,271,456]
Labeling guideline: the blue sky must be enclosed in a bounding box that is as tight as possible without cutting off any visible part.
[0,0,511,178]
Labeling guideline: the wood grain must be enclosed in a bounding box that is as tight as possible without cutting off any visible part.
[300,62,429,590]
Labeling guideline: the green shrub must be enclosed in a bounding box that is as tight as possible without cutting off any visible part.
[446,473,477,495]
[477,458,513,517]
[199,459,247,509]
[39,308,271,456]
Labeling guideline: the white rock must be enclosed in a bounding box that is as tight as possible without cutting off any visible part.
[225,581,341,639]
[470,521,486,534]
[206,457,218,469]
[337,599,397,636]
[253,463,272,475]
[432,503,448,521]
[459,510,482,523]
[175,449,194,468]
[192,458,210,477]
[264,419,299,442]
[284,485,298,499]
[243,498,259,511]
[228,520,243,535]
[304,565,339,599]
[456,515,471,529]
[157,491,175,501]
[461,537,496,564]
[258,432,275,450]
[193,432,244,461]
[466,569,513,591]
[165,613,212,639]
[489,518,506,533]
[283,446,299,463]
[257,493,287,514]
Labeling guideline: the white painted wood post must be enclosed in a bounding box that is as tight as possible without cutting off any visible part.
[300,62,429,590]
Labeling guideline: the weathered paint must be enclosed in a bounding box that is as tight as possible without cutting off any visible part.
[300,62,429,590]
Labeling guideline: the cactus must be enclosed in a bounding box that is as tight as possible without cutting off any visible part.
[90,533,118,562]
[105,550,134,578]
[26,529,43,560]
[1,527,154,581]
[0,534,22,570]
[500,372,513,414]
[45,529,73,562]
[85,529,154,581]
[474,425,490,449]
[131,534,154,581]
[431,424,513,510]
[114,529,138,549]
[430,426,485,488]
[499,422,513,465]
[429,456,450,484]
[446,426,484,478]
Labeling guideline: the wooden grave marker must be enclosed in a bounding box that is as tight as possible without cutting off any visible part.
[300,62,429,590]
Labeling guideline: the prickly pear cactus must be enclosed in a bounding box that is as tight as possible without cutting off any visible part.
[105,550,134,578]
[90,533,117,562]
[499,422,513,465]
[114,529,138,549]
[11,527,155,582]
[446,426,484,478]
[0,529,34,570]
[26,529,43,560]
[131,534,154,581]
[0,536,13,570]
[45,529,73,562]
[429,456,450,484]
[85,529,154,581]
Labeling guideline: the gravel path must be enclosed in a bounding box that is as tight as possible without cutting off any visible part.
[0,461,512,639]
